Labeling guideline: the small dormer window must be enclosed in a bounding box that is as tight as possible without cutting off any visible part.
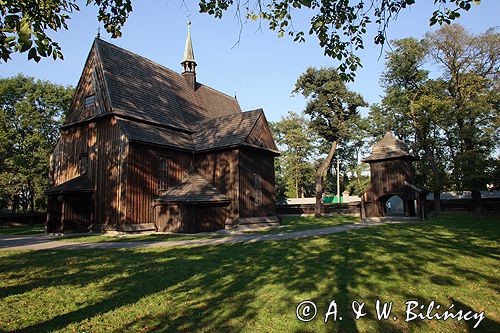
[84,95,96,108]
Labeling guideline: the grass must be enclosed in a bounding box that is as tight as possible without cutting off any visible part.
[54,232,225,243]
[0,224,45,235]
[0,213,498,332]
[250,214,358,234]
[53,215,359,242]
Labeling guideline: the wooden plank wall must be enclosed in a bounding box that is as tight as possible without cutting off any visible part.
[49,117,125,229]
[94,117,123,227]
[195,149,239,223]
[369,160,413,198]
[239,148,276,218]
[127,144,191,225]
[155,204,183,232]
[245,114,278,151]
[63,195,93,232]
[50,125,92,187]
[64,42,110,125]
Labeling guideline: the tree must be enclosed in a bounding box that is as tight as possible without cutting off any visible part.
[426,24,499,214]
[270,111,317,199]
[0,0,132,62]
[370,37,449,215]
[1,1,479,80]
[0,75,74,214]
[294,67,366,217]
[200,0,479,80]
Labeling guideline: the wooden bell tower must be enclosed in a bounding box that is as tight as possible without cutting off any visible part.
[361,131,424,218]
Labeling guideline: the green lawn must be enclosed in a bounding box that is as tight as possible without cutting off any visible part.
[0,224,45,235]
[0,213,498,332]
[55,232,225,243]
[55,215,359,242]
[252,214,359,234]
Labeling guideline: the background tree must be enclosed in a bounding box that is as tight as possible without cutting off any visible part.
[329,116,371,197]
[426,24,499,214]
[270,111,317,199]
[369,37,449,214]
[0,75,74,215]
[294,67,366,217]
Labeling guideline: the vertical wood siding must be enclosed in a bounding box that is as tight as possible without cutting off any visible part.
[239,148,276,218]
[195,149,239,223]
[126,144,191,225]
[94,117,124,227]
[245,114,279,152]
[65,45,110,125]
[49,117,125,229]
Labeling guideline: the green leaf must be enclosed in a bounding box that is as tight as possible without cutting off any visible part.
[27,47,37,60]
[19,40,32,53]
[19,17,32,44]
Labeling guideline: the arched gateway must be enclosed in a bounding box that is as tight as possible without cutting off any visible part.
[360,131,425,219]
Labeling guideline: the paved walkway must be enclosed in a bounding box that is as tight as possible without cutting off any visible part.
[0,221,413,251]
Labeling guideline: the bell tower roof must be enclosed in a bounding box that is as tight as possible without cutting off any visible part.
[362,131,417,163]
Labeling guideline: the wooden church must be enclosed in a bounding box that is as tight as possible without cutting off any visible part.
[46,23,279,233]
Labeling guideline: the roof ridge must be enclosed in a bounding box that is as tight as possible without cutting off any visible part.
[198,108,262,125]
[96,38,186,82]
[96,38,237,104]
[197,82,239,104]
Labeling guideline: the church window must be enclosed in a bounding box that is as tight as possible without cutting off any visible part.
[158,156,169,191]
[84,95,96,108]
[254,173,263,205]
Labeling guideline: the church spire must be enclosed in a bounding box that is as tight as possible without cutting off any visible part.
[181,18,197,89]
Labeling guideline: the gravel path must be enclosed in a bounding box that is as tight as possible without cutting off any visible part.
[0,221,414,251]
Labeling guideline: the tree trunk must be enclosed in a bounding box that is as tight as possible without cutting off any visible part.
[295,175,299,198]
[433,191,441,216]
[471,189,486,216]
[12,195,19,213]
[423,146,442,216]
[29,185,35,226]
[314,141,338,217]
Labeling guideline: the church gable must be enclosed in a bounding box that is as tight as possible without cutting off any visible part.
[64,40,111,125]
[245,112,279,153]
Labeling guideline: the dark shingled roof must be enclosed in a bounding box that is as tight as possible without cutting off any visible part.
[117,119,194,151]
[193,109,263,151]
[46,176,93,194]
[116,110,269,153]
[362,131,417,163]
[94,39,241,131]
[154,173,231,204]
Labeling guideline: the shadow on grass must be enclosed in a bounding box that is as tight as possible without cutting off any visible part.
[0,224,45,235]
[0,213,498,332]
[55,232,224,243]
[246,215,359,235]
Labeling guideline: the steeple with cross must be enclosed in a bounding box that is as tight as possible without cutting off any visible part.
[181,18,197,90]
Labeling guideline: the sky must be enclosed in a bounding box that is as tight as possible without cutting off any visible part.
[1,1,499,122]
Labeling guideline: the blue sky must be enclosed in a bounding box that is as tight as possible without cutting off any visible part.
[1,1,498,121]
